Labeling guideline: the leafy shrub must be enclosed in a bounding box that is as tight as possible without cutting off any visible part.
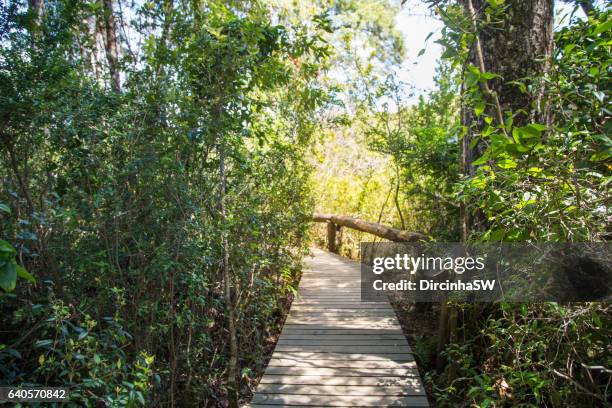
[1,294,155,407]
[428,303,611,407]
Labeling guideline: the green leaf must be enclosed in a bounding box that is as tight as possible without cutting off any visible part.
[136,391,145,405]
[488,228,505,241]
[475,101,485,117]
[505,141,530,156]
[590,149,611,162]
[563,43,576,54]
[441,47,458,59]
[15,265,35,283]
[472,150,491,166]
[469,137,480,149]
[417,48,425,57]
[497,157,517,169]
[490,133,509,145]
[593,19,612,35]
[527,167,543,175]
[516,125,543,143]
[35,339,53,348]
[0,262,17,292]
[0,203,10,214]
[527,123,546,132]
[466,69,480,89]
[17,231,38,241]
[0,240,16,254]
[480,72,499,80]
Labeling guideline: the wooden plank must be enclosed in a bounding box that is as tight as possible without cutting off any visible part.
[267,359,417,369]
[256,384,425,396]
[285,316,399,322]
[271,352,415,361]
[277,339,409,346]
[290,302,389,306]
[280,334,407,340]
[280,333,404,339]
[290,305,393,309]
[251,394,429,406]
[281,326,405,333]
[283,320,401,328]
[289,310,397,316]
[273,345,412,354]
[263,367,416,377]
[259,374,423,386]
[289,310,394,316]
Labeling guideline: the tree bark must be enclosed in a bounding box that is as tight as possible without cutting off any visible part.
[102,0,120,92]
[441,0,555,371]
[28,0,45,25]
[326,222,338,253]
[219,136,239,408]
[435,300,450,371]
[313,213,427,242]
[87,10,102,84]
[394,165,406,230]
[460,0,554,237]
[468,0,554,127]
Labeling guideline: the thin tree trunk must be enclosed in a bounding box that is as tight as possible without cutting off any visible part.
[87,11,102,84]
[393,164,406,230]
[169,268,176,408]
[102,0,120,92]
[436,301,450,371]
[28,0,45,26]
[7,144,35,215]
[219,135,239,408]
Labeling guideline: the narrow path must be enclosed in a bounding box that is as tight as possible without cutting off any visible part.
[250,248,429,407]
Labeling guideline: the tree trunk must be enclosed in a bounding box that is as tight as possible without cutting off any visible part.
[87,11,102,84]
[102,0,120,92]
[313,213,427,242]
[460,0,554,237]
[219,137,239,408]
[439,0,555,370]
[28,0,45,25]
[435,300,450,371]
[468,0,554,127]
[394,164,406,230]
[326,221,338,253]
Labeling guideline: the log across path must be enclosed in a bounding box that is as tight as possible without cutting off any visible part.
[249,248,430,407]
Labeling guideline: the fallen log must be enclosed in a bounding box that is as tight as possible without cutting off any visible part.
[313,213,427,243]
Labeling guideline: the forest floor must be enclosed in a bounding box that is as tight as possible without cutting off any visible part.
[242,292,296,406]
[391,297,440,407]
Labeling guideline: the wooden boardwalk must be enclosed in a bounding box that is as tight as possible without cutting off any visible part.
[250,248,429,407]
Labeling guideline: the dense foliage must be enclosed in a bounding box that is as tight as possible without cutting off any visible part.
[315,1,610,406]
[0,0,609,407]
[410,3,610,407]
[1,0,329,405]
